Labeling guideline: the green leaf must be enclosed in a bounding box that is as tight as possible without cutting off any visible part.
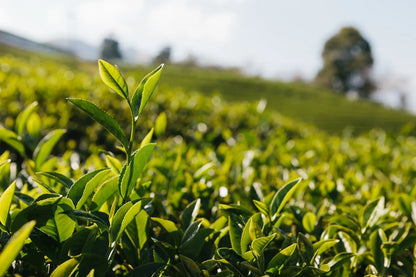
[50,258,79,277]
[252,234,276,256]
[69,210,109,229]
[181,199,201,229]
[228,214,244,255]
[38,171,73,188]
[180,254,201,276]
[110,202,132,242]
[119,143,155,199]
[116,200,142,241]
[253,200,269,215]
[151,217,181,246]
[155,112,167,137]
[240,213,262,253]
[370,229,385,274]
[297,233,314,264]
[16,101,38,136]
[361,197,385,230]
[98,59,128,100]
[55,197,76,242]
[105,155,123,174]
[67,169,107,207]
[75,169,110,209]
[33,129,66,170]
[126,263,164,277]
[270,178,301,217]
[312,239,338,262]
[0,220,36,277]
[140,128,154,148]
[91,176,119,211]
[302,212,316,233]
[132,64,164,119]
[180,220,213,258]
[67,98,129,150]
[0,125,25,157]
[327,252,354,269]
[0,181,15,227]
[267,243,297,271]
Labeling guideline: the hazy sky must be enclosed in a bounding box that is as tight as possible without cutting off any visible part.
[1,0,415,103]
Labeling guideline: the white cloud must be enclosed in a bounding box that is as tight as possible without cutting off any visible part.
[146,0,237,43]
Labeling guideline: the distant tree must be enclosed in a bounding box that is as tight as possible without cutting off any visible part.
[315,27,375,98]
[153,46,171,64]
[100,37,122,60]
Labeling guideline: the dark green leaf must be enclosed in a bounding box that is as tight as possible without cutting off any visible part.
[38,171,73,188]
[267,243,297,272]
[67,169,107,207]
[181,199,201,229]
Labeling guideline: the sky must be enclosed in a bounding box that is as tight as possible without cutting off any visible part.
[1,0,415,109]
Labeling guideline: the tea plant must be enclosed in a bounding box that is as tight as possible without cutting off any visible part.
[1,59,416,276]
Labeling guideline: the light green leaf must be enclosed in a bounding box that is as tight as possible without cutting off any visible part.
[75,169,110,209]
[91,176,119,211]
[132,64,164,119]
[0,220,36,277]
[119,143,155,199]
[270,178,301,217]
[54,197,76,242]
[98,59,128,100]
[253,200,269,215]
[0,125,26,157]
[0,181,15,227]
[267,243,297,271]
[16,101,38,136]
[155,112,167,137]
[312,239,339,262]
[140,128,154,148]
[67,169,107,205]
[151,217,181,246]
[116,200,142,241]
[302,212,316,233]
[110,202,132,241]
[67,98,129,150]
[50,258,79,277]
[252,234,276,256]
[33,129,66,170]
[105,155,122,174]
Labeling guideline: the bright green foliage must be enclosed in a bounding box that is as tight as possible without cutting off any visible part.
[1,56,416,276]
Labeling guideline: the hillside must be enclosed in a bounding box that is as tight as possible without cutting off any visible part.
[1,42,416,136]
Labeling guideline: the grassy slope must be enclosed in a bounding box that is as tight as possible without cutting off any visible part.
[127,64,416,135]
[2,42,415,135]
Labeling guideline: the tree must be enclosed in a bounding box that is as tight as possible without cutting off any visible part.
[100,37,122,60]
[153,46,171,64]
[315,27,375,98]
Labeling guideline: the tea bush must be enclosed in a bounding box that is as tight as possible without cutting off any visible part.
[1,59,416,276]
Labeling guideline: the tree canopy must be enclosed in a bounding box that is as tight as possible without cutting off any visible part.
[100,37,122,60]
[315,27,375,98]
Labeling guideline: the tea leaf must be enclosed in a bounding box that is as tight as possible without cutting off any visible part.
[50,258,79,277]
[302,212,316,233]
[33,129,66,170]
[98,59,128,100]
[0,220,36,277]
[16,101,38,136]
[132,64,164,119]
[0,181,15,227]
[38,171,73,188]
[267,243,297,272]
[181,199,201,229]
[119,143,155,199]
[0,126,25,157]
[270,178,301,217]
[67,98,129,150]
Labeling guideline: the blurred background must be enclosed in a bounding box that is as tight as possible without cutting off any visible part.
[1,0,415,133]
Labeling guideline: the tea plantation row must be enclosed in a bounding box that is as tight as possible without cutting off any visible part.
[1,57,416,276]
